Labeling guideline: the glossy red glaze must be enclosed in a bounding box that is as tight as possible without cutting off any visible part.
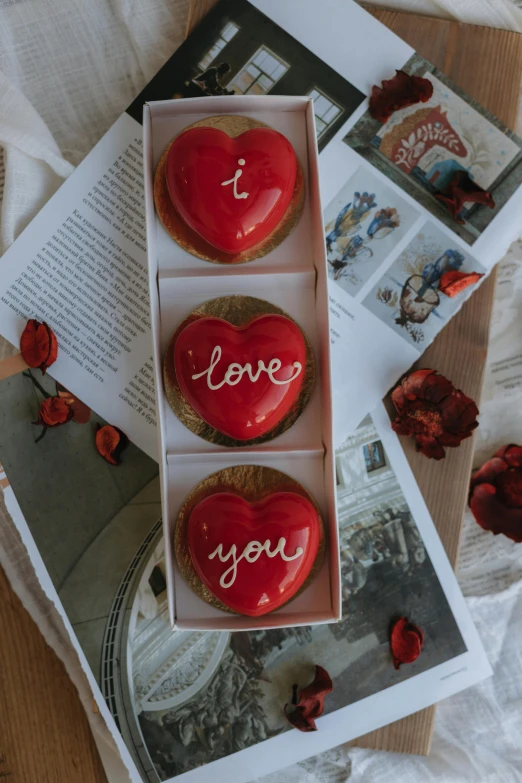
[187,491,321,617]
[174,314,306,441]
[166,127,297,253]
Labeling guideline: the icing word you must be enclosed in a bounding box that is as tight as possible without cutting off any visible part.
[221,158,249,200]
[209,537,304,588]
[191,345,302,390]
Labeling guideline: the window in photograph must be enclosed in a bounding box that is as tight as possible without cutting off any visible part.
[363,440,386,473]
[197,21,240,70]
[148,565,167,598]
[228,46,289,95]
[308,88,343,138]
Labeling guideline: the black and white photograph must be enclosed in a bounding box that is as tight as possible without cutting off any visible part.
[0,370,468,782]
[127,0,365,149]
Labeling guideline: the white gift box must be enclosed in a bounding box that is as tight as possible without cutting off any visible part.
[143,95,340,631]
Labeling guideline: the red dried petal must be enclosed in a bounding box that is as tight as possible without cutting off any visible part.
[439,271,484,298]
[56,384,91,424]
[36,396,73,428]
[501,445,522,468]
[95,424,128,465]
[435,171,495,224]
[20,319,58,374]
[470,482,522,543]
[284,665,333,732]
[390,617,424,669]
[369,70,434,123]
[391,369,478,460]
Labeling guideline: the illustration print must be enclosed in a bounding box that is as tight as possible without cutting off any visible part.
[324,166,420,295]
[363,222,486,348]
[344,53,522,245]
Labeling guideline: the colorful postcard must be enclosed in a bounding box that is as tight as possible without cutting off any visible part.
[362,222,486,348]
[324,166,420,295]
[343,53,522,245]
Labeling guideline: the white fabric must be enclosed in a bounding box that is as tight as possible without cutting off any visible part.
[1,1,522,783]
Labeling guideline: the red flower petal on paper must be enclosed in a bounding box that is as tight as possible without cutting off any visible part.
[369,70,433,123]
[390,617,424,669]
[435,171,495,224]
[284,665,333,732]
[20,319,58,374]
[35,396,73,428]
[391,369,479,460]
[56,384,91,424]
[439,270,484,298]
[469,444,522,542]
[95,424,128,466]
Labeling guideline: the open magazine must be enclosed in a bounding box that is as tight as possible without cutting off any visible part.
[0,0,520,459]
[0,368,490,783]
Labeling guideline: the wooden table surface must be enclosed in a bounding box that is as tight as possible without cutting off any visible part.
[1,5,521,781]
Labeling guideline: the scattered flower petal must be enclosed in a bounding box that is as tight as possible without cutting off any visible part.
[390,617,424,669]
[391,369,479,460]
[95,424,128,466]
[469,444,522,542]
[439,270,484,298]
[20,319,58,374]
[56,384,91,424]
[369,70,433,123]
[434,171,495,224]
[35,396,73,429]
[284,665,332,732]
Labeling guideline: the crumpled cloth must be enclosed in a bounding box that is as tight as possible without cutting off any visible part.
[1,2,522,783]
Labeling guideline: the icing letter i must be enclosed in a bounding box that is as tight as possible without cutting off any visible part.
[221,159,249,200]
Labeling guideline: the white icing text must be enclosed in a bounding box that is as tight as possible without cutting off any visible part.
[208,537,304,588]
[221,158,249,199]
[191,345,302,390]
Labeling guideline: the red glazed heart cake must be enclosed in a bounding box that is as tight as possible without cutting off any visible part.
[169,312,308,442]
[185,489,322,617]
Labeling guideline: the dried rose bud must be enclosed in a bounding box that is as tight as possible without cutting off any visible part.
[95,424,128,465]
[35,396,73,429]
[469,444,522,543]
[439,270,484,298]
[369,70,433,123]
[391,369,479,460]
[20,319,58,375]
[284,665,333,732]
[390,617,424,669]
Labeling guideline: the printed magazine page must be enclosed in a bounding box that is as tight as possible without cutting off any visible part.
[0,371,490,783]
[0,0,520,456]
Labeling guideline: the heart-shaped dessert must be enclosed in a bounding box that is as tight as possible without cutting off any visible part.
[166,127,297,254]
[173,313,307,441]
[187,491,321,616]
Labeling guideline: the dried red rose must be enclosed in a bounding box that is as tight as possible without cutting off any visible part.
[369,70,433,123]
[35,396,74,429]
[95,424,128,466]
[469,444,522,543]
[435,171,495,224]
[20,319,58,374]
[56,384,91,424]
[391,369,479,460]
[439,270,484,298]
[390,617,424,669]
[284,665,332,732]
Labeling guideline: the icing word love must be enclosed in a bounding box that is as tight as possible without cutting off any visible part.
[221,157,249,200]
[208,537,304,588]
[191,345,303,391]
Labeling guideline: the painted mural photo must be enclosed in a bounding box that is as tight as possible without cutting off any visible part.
[127,0,365,151]
[324,165,420,295]
[363,222,486,349]
[343,53,522,244]
[0,370,467,782]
